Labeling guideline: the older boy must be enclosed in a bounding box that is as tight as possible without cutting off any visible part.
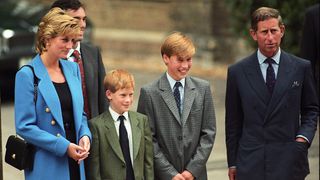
[85,69,153,180]
[137,32,216,180]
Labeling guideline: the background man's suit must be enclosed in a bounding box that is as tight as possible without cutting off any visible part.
[225,50,319,180]
[137,74,216,179]
[80,43,108,118]
[300,3,319,100]
[85,110,154,180]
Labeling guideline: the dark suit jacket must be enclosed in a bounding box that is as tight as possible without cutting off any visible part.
[225,50,319,180]
[80,43,108,118]
[85,110,154,180]
[137,74,216,180]
[300,4,319,99]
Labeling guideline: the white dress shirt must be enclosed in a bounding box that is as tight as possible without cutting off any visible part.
[166,72,185,113]
[109,107,134,164]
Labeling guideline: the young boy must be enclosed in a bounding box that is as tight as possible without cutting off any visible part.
[85,69,153,180]
[137,32,216,179]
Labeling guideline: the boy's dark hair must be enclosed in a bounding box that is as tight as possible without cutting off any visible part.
[51,0,83,11]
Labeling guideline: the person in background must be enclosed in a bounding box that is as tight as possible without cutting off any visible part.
[51,0,108,119]
[137,32,216,180]
[300,3,319,101]
[15,7,91,180]
[85,69,153,180]
[225,7,319,180]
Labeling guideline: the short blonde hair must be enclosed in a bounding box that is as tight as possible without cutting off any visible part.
[104,69,135,93]
[35,7,80,53]
[161,31,195,59]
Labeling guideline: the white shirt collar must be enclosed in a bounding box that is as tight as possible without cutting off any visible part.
[109,106,129,122]
[166,72,185,90]
[257,48,281,65]
[67,42,81,58]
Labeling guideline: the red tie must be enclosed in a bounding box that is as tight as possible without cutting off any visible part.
[72,50,91,119]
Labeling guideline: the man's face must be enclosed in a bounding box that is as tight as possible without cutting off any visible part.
[66,7,86,41]
[106,88,134,115]
[163,54,192,81]
[250,18,285,57]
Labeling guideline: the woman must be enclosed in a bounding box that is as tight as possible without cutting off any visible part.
[14,7,91,180]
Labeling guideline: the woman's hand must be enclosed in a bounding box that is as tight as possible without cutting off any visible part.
[77,136,91,163]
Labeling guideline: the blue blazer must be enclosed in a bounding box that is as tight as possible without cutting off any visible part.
[14,54,92,180]
[225,50,319,180]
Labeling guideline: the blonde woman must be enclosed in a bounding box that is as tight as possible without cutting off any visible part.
[14,7,91,180]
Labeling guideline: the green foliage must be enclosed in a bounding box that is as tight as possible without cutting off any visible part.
[225,0,318,56]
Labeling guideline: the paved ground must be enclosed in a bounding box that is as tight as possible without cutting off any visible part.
[1,57,319,179]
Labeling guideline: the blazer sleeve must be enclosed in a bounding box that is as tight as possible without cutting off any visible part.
[225,66,244,167]
[85,120,101,180]
[185,83,216,178]
[143,116,154,180]
[137,87,180,178]
[296,61,319,144]
[96,47,108,114]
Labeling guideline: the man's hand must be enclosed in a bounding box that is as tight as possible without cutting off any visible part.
[172,173,185,180]
[181,170,194,180]
[295,137,307,143]
[228,167,236,180]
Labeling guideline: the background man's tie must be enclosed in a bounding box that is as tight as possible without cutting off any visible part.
[265,58,276,94]
[173,81,182,115]
[119,115,135,180]
[72,50,91,118]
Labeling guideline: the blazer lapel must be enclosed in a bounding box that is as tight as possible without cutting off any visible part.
[181,77,196,125]
[80,43,94,104]
[32,56,64,130]
[159,74,181,125]
[129,112,142,161]
[265,52,295,120]
[243,53,271,105]
[103,111,125,163]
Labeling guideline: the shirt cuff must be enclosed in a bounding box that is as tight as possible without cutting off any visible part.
[296,135,310,143]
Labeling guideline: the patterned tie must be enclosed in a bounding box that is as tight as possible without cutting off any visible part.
[265,58,276,94]
[173,81,182,115]
[118,115,135,180]
[72,50,91,118]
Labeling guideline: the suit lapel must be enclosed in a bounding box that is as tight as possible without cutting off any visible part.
[181,77,196,125]
[243,53,271,105]
[103,111,125,163]
[32,56,64,130]
[80,43,94,107]
[159,74,181,125]
[129,112,142,161]
[265,52,295,120]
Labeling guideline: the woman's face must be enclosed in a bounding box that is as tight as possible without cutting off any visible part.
[45,35,76,59]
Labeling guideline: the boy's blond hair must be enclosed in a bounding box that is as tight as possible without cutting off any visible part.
[104,69,135,93]
[160,31,196,59]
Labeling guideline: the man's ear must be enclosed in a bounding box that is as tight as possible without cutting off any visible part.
[163,54,170,65]
[106,90,112,101]
[249,28,258,41]
[280,25,285,38]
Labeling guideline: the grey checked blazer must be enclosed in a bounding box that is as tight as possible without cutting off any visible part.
[137,73,216,180]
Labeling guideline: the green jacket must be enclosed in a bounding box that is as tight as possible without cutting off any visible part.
[85,110,154,180]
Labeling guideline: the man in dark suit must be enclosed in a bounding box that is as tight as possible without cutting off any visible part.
[300,3,319,100]
[137,32,216,180]
[225,7,319,180]
[51,0,108,119]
